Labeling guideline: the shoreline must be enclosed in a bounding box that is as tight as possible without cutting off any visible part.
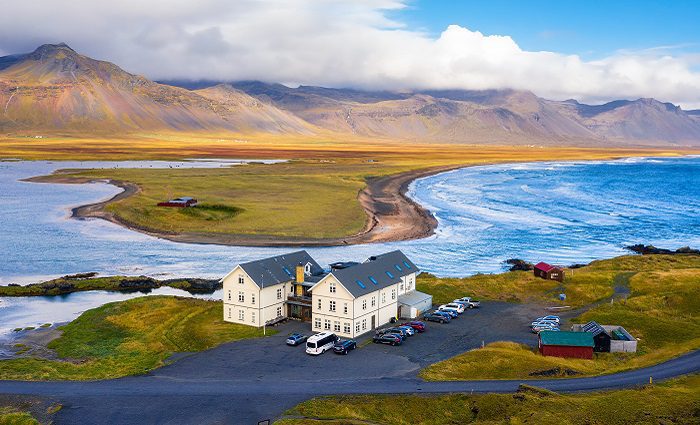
[26,165,464,247]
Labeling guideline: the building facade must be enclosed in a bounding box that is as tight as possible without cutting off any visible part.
[222,250,429,338]
[221,250,323,327]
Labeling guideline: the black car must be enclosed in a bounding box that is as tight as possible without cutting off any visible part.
[423,312,450,323]
[372,334,402,346]
[333,339,357,354]
[377,328,406,340]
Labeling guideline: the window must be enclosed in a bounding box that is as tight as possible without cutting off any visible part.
[329,300,336,312]
[227,307,231,318]
[238,310,244,321]
[394,264,403,272]
[368,276,378,285]
[391,289,396,300]
[386,271,395,279]
[334,321,340,332]
[371,296,376,307]
[324,319,331,330]
[362,299,367,310]
[400,283,404,291]
[355,322,361,333]
[343,303,348,314]
[329,281,336,293]
[362,319,367,330]
[317,298,322,310]
[276,288,282,300]
[355,279,366,289]
[251,294,255,304]
[382,292,386,304]
[227,290,231,301]
[276,306,282,317]
[344,323,351,334]
[314,318,321,329]
[251,312,256,323]
[304,263,311,275]
[403,260,412,269]
[238,276,244,284]
[408,277,413,290]
[238,292,245,303]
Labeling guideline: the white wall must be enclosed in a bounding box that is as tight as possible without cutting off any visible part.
[222,265,289,328]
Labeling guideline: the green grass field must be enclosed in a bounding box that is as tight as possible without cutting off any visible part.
[23,136,686,242]
[419,255,700,380]
[0,408,38,425]
[0,296,272,380]
[277,374,700,425]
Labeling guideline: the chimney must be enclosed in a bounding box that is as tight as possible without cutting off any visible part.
[296,263,304,283]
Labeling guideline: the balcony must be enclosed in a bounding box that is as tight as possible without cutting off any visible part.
[287,294,312,305]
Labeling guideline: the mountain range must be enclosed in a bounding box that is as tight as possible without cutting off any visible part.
[2,43,700,147]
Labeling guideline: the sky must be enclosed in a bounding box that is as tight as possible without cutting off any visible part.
[1,0,699,108]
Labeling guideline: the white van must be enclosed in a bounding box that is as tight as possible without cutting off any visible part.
[305,332,338,355]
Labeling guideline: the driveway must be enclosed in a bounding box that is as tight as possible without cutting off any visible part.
[1,301,698,425]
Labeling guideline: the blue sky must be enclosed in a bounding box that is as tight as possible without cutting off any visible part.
[394,1,699,59]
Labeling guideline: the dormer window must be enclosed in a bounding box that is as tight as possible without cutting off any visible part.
[304,262,312,276]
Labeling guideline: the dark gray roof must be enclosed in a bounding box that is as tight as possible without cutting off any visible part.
[582,321,609,337]
[240,250,323,288]
[331,250,419,298]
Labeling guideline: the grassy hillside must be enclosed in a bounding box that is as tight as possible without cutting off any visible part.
[0,296,271,380]
[277,374,700,425]
[420,255,700,380]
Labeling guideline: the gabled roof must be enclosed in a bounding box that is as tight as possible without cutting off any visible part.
[322,250,419,298]
[534,262,559,272]
[540,331,594,347]
[227,250,324,288]
[582,321,609,337]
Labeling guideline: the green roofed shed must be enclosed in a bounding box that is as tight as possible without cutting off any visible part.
[539,330,594,359]
[540,331,594,347]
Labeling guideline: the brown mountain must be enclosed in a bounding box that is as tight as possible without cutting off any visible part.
[228,82,700,146]
[0,43,312,134]
[2,44,699,146]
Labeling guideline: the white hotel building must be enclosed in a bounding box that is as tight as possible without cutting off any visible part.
[221,250,432,338]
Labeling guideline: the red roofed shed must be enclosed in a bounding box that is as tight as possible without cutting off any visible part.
[534,262,564,282]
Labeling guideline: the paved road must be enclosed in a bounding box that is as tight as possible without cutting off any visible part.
[1,302,698,424]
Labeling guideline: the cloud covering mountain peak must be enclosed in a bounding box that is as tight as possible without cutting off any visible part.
[1,0,699,108]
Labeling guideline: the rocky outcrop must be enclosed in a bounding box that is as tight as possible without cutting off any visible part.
[626,244,700,255]
[505,259,533,271]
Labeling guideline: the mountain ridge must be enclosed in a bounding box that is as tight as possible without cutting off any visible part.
[2,43,699,146]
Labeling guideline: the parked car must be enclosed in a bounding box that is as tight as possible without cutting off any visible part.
[439,303,465,314]
[532,324,559,334]
[373,333,402,346]
[437,308,459,318]
[455,297,481,308]
[530,319,559,328]
[423,312,450,323]
[432,310,454,320]
[380,327,409,339]
[536,315,561,324]
[402,321,426,332]
[333,339,357,354]
[285,333,308,346]
[397,325,416,336]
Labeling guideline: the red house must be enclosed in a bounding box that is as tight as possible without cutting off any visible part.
[539,331,594,359]
[157,197,198,208]
[533,262,564,282]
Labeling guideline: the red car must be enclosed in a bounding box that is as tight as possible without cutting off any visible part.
[402,321,426,332]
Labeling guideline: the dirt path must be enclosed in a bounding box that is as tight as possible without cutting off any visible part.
[26,165,463,247]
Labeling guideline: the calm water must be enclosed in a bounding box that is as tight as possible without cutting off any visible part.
[0,156,698,338]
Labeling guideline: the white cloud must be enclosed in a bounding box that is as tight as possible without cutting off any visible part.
[1,0,699,109]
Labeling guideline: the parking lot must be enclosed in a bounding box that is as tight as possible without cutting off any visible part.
[153,300,551,382]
